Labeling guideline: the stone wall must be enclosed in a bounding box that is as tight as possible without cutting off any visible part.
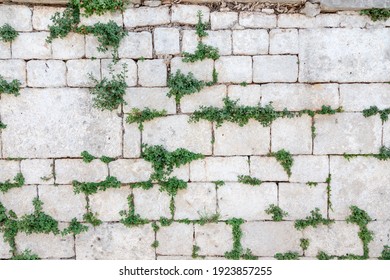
[1,2,390,260]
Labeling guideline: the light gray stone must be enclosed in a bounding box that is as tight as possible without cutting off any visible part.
[157,255,192,260]
[321,0,390,11]
[340,84,390,111]
[250,156,289,181]
[119,32,153,59]
[157,223,193,255]
[195,223,233,256]
[0,5,32,31]
[290,156,329,183]
[0,160,19,181]
[368,221,390,258]
[51,33,85,60]
[301,2,321,17]
[190,157,249,181]
[242,222,302,256]
[138,59,167,87]
[227,85,262,106]
[12,32,51,59]
[385,122,390,147]
[27,60,66,87]
[170,57,214,82]
[278,14,340,28]
[101,59,137,87]
[215,56,252,83]
[85,35,112,59]
[214,120,270,156]
[180,85,226,113]
[124,6,170,28]
[299,29,390,83]
[76,223,155,259]
[154,28,180,55]
[0,88,122,158]
[218,183,277,220]
[171,4,210,25]
[279,183,327,220]
[314,113,382,154]
[181,30,232,55]
[0,60,26,87]
[79,11,122,26]
[109,159,153,183]
[239,12,277,28]
[21,159,54,185]
[0,186,36,217]
[253,55,298,83]
[67,59,101,87]
[124,87,175,114]
[143,115,212,155]
[175,183,217,220]
[39,185,86,221]
[123,123,142,158]
[55,159,108,185]
[232,29,268,55]
[32,6,65,31]
[133,187,171,220]
[211,12,238,30]
[269,29,298,54]
[0,41,10,59]
[0,233,12,259]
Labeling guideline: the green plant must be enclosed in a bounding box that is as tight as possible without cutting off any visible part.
[62,218,88,236]
[300,238,310,251]
[269,149,293,177]
[326,174,333,213]
[301,105,343,117]
[0,24,18,42]
[241,249,257,260]
[224,218,244,260]
[192,245,201,259]
[159,216,173,227]
[151,240,159,248]
[0,122,6,130]
[167,70,206,103]
[182,42,220,62]
[126,108,167,131]
[316,251,334,260]
[197,212,220,225]
[0,173,25,193]
[306,182,318,187]
[100,155,115,164]
[274,251,300,260]
[72,176,121,195]
[213,180,225,188]
[81,150,96,163]
[133,180,154,190]
[237,175,262,186]
[361,8,390,21]
[240,82,248,87]
[159,177,187,197]
[11,249,39,260]
[0,203,18,252]
[363,106,390,122]
[151,222,159,232]
[379,246,390,260]
[195,11,209,38]
[295,208,334,230]
[89,63,127,111]
[265,204,288,221]
[120,194,149,227]
[83,211,102,227]
[0,76,21,96]
[81,0,128,17]
[374,146,390,161]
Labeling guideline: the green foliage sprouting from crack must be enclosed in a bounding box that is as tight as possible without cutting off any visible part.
[89,63,127,111]
[363,106,390,122]
[213,180,225,188]
[62,218,88,236]
[151,240,159,248]
[360,8,390,21]
[195,11,209,38]
[0,122,7,130]
[182,42,220,62]
[300,105,343,117]
[274,251,300,260]
[120,194,149,227]
[269,149,293,177]
[224,218,257,260]
[0,173,25,193]
[343,146,390,161]
[72,176,121,195]
[326,174,333,213]
[100,156,115,164]
[126,108,167,131]
[294,208,334,230]
[192,245,202,259]
[167,70,206,103]
[300,238,310,251]
[0,202,18,253]
[197,212,220,226]
[83,210,102,227]
[306,182,318,187]
[379,246,390,260]
[0,76,21,96]
[81,150,96,163]
[0,24,18,42]
[11,249,40,260]
[81,0,128,17]
[237,175,262,186]
[265,204,288,222]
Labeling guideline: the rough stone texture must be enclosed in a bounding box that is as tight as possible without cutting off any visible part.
[250,156,289,181]
[0,5,32,31]
[180,85,226,113]
[39,185,86,221]
[12,32,51,59]
[76,224,155,259]
[303,222,363,257]
[32,6,64,31]
[0,88,122,158]
[278,14,341,28]
[314,113,382,155]
[214,120,270,156]
[154,28,180,55]
[51,33,85,60]
[124,87,175,114]
[175,183,216,220]
[0,60,26,87]
[181,30,232,56]
[133,187,171,220]
[340,84,390,111]
[123,123,142,158]
[239,12,277,28]
[368,221,390,258]
[0,160,20,181]
[290,156,329,183]
[21,159,54,185]
[138,59,167,87]
[109,159,153,183]
[0,186,37,217]
[210,12,238,30]
[170,57,214,82]
[232,30,269,55]
[66,60,101,87]
[385,122,390,148]
[227,85,261,106]
[55,159,108,184]
[101,59,137,87]
[27,60,66,87]
[157,223,193,255]
[218,183,277,220]
[215,56,252,83]
[142,115,212,155]
[0,233,12,259]
[79,11,122,26]
[171,4,210,25]
[0,41,11,59]
[241,222,302,256]
[124,7,170,28]
[195,223,233,256]
[330,156,390,220]
[118,32,153,59]
[269,29,299,54]
[253,55,298,83]
[85,35,112,59]
[321,0,390,11]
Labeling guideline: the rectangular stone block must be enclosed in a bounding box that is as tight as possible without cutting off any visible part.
[51,33,85,60]
[215,56,252,84]
[368,221,390,258]
[210,11,238,30]
[154,28,180,55]
[79,11,122,26]
[278,14,340,28]
[0,160,19,181]
[190,157,249,181]
[279,183,327,220]
[171,4,210,25]
[55,159,108,184]
[253,55,298,83]
[32,6,65,31]
[174,183,217,220]
[27,60,66,87]
[142,115,212,155]
[232,29,268,55]
[0,186,36,217]
[39,185,86,221]
[0,41,10,59]
[124,87,175,114]
[242,222,302,256]
[12,32,51,59]
[0,233,12,259]
[21,159,54,185]
[170,57,214,82]
[124,6,170,28]
[85,35,112,59]
[330,156,390,220]
[299,29,390,83]
[0,88,122,157]
[123,123,141,158]
[133,187,171,220]
[218,183,277,220]
[290,156,329,183]
[66,59,100,87]
[214,120,270,156]
[182,30,232,55]
[314,113,382,155]
[109,159,153,183]
[340,84,390,111]
[76,223,155,259]
[0,60,26,87]
[101,59,137,87]
[180,85,226,113]
[138,59,167,87]
[89,187,132,222]
[227,85,261,106]
[250,156,289,181]
[303,222,362,257]
[270,29,298,54]
[157,223,193,255]
[239,12,277,28]
[261,83,339,111]
[0,5,32,31]
[321,0,390,11]
[119,32,153,59]
[195,223,233,256]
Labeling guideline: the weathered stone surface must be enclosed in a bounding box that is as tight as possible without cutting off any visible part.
[101,59,137,87]
[385,122,390,147]
[0,60,26,87]
[301,2,321,17]
[123,123,142,158]
[55,159,108,184]
[89,187,132,222]
[157,223,193,255]
[124,87,174,114]
[171,4,210,25]
[27,60,66,87]
[0,186,36,217]
[278,14,340,28]
[0,88,122,158]
[190,157,249,181]
[51,33,85,60]
[79,11,122,26]
[261,83,339,111]
[214,120,270,156]
[321,0,390,11]
[299,29,390,83]
[180,85,226,113]
[39,185,86,221]
[133,187,171,220]
[368,221,390,258]
[85,35,112,59]
[195,223,233,256]
[290,156,329,183]
[170,57,214,82]
[12,32,51,59]
[271,116,312,155]
[32,6,65,31]
[340,84,390,111]
[314,113,382,155]
[227,85,261,106]
[76,223,155,259]
[119,32,153,59]
[0,41,11,59]
[250,156,289,181]
[142,115,212,155]
[154,28,180,55]
[215,56,252,83]
[21,159,54,185]
[242,222,302,256]
[0,5,32,31]
[67,59,100,87]
[239,12,277,28]
[253,55,298,83]
[303,222,362,257]
[279,183,327,220]
[232,30,268,55]
[0,233,12,259]
[124,6,170,28]
[269,29,298,54]
[157,255,192,260]
[109,159,153,183]
[211,11,238,30]
[218,183,277,220]
[0,160,19,181]
[330,156,390,220]
[175,183,216,220]
[138,59,167,87]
